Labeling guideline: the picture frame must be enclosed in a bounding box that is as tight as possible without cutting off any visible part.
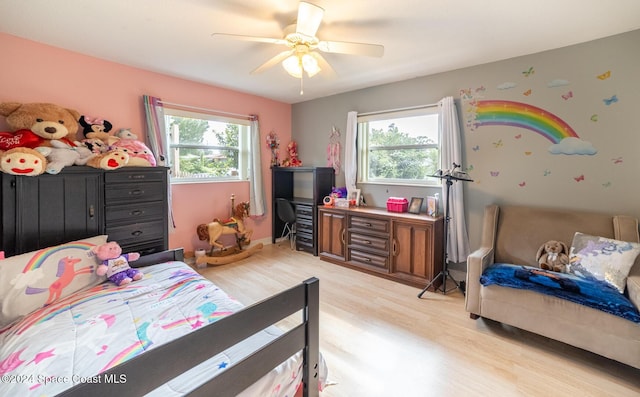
[427,195,439,216]
[350,189,361,206]
[408,197,423,214]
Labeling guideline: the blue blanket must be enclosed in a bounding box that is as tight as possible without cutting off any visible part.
[480,263,640,323]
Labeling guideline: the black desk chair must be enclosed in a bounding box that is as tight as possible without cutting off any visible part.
[276,198,296,250]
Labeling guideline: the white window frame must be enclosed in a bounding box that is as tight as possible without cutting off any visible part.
[357,106,441,187]
[164,108,251,184]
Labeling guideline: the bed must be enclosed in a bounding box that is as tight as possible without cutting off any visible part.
[0,237,325,396]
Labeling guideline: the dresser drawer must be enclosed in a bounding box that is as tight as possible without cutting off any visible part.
[295,204,314,221]
[296,218,313,233]
[349,232,389,252]
[349,216,389,234]
[106,220,166,246]
[348,248,389,271]
[106,203,165,223]
[105,169,167,184]
[118,239,166,257]
[296,233,314,251]
[105,182,166,204]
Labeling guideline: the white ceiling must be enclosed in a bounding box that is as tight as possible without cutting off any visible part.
[1,0,639,104]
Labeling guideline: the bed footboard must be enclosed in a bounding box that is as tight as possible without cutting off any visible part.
[59,276,320,397]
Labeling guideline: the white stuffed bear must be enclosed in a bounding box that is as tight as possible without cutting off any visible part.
[45,140,96,174]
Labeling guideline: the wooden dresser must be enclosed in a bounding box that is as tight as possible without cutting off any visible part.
[318,206,444,289]
[0,166,169,257]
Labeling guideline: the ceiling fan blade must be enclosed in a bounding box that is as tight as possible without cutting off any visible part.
[251,50,294,74]
[296,2,324,38]
[317,40,384,57]
[212,33,287,46]
[309,51,336,78]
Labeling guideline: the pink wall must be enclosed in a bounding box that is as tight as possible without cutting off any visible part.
[0,33,291,252]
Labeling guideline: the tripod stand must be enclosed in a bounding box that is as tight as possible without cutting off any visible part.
[418,165,472,298]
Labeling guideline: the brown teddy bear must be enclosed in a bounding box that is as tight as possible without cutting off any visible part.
[0,102,81,149]
[536,240,570,272]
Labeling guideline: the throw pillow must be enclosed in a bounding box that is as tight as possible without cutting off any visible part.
[568,232,640,294]
[0,235,108,328]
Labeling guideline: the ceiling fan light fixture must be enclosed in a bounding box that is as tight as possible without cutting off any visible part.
[282,54,303,78]
[282,52,321,79]
[302,54,320,77]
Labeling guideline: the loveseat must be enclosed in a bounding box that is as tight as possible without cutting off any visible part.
[465,204,640,369]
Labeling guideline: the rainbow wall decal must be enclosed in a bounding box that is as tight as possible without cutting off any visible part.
[473,100,596,155]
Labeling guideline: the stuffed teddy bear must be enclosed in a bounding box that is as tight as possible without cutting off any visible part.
[79,115,117,144]
[536,240,570,272]
[44,140,95,174]
[91,241,143,286]
[0,102,81,149]
[0,147,49,176]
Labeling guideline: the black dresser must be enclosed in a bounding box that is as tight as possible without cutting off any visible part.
[0,166,169,257]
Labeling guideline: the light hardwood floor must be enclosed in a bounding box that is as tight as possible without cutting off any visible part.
[196,243,640,397]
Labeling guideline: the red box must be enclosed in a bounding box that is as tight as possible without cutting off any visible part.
[386,197,408,213]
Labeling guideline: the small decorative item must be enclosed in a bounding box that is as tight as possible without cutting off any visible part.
[266,130,280,167]
[281,140,303,167]
[408,197,423,214]
[327,126,341,174]
[427,194,439,216]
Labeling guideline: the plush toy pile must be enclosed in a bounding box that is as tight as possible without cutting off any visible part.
[281,140,302,167]
[0,101,157,176]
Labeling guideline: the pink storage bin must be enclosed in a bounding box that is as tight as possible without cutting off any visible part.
[386,197,408,213]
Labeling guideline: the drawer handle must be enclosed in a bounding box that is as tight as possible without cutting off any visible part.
[392,239,398,256]
[130,189,144,196]
[130,175,146,180]
[132,230,143,236]
[365,223,372,227]
[131,210,143,216]
[341,229,345,244]
[363,257,371,262]
[364,240,371,245]
[89,205,95,218]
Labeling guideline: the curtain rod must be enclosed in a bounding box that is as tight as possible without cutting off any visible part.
[158,100,255,120]
[357,102,440,117]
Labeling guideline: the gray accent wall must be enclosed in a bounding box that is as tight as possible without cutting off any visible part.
[292,30,640,252]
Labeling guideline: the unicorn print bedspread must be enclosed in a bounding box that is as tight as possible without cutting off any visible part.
[0,261,310,396]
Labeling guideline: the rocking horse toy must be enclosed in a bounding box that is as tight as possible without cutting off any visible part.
[195,195,263,266]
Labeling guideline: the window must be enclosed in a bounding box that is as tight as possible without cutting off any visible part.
[358,106,440,186]
[164,108,250,183]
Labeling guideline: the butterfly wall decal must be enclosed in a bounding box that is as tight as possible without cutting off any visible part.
[561,91,573,100]
[472,145,480,151]
[574,175,585,182]
[490,171,500,177]
[514,134,522,139]
[612,157,623,164]
[523,89,532,96]
[597,71,611,80]
[603,95,618,105]
[518,181,526,187]
[543,169,551,176]
[590,114,598,122]
[522,67,535,77]
[493,139,503,148]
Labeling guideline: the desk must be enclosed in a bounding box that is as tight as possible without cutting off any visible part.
[271,167,335,255]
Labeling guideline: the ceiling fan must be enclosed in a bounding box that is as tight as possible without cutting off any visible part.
[212,1,384,93]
